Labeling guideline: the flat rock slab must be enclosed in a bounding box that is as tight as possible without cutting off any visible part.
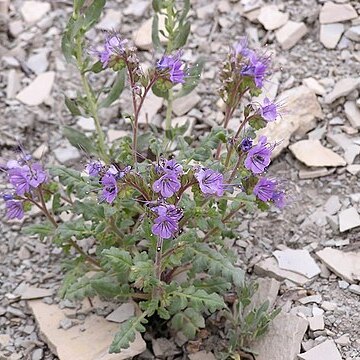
[96,9,121,30]
[20,286,53,300]
[320,24,344,49]
[273,249,321,278]
[106,303,134,323]
[20,1,50,23]
[188,351,216,360]
[259,86,323,158]
[344,101,360,129]
[324,77,360,104]
[316,247,360,283]
[138,90,163,124]
[133,15,167,50]
[338,207,360,232]
[298,339,341,360]
[16,71,55,106]
[289,140,346,167]
[276,21,308,50]
[319,2,357,24]
[172,91,201,116]
[28,300,146,360]
[258,5,288,30]
[254,257,311,286]
[251,311,308,360]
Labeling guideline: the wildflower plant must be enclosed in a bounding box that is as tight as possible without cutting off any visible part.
[2,0,284,357]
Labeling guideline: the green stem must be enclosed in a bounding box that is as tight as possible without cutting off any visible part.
[165,88,174,132]
[75,33,108,162]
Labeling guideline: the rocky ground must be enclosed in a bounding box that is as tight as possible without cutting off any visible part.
[1,0,360,359]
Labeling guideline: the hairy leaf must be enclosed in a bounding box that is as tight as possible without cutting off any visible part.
[23,222,54,239]
[64,96,82,116]
[83,0,106,30]
[175,57,205,99]
[63,125,97,155]
[99,69,126,108]
[171,308,205,339]
[110,315,147,353]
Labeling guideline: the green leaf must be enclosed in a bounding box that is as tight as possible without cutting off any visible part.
[193,278,232,293]
[99,69,126,108]
[52,193,62,214]
[172,286,225,313]
[62,126,97,155]
[175,57,205,99]
[110,316,147,353]
[23,223,54,239]
[173,21,190,50]
[152,80,169,99]
[65,96,82,116]
[151,14,163,51]
[101,247,133,275]
[185,243,244,287]
[90,61,104,73]
[178,0,190,23]
[74,0,85,13]
[249,115,267,130]
[63,275,95,301]
[83,0,106,30]
[56,218,92,242]
[171,308,205,339]
[73,200,107,221]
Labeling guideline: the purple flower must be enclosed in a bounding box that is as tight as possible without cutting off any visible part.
[260,98,277,122]
[233,37,250,57]
[272,190,286,209]
[195,168,224,196]
[152,204,183,221]
[7,163,47,196]
[86,161,103,177]
[244,136,272,174]
[241,51,269,89]
[253,178,276,202]
[100,174,118,203]
[96,33,128,68]
[5,200,24,220]
[153,173,181,198]
[156,158,183,176]
[253,177,286,208]
[151,216,178,239]
[157,51,186,84]
[240,137,253,152]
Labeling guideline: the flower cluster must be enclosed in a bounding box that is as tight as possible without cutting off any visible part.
[153,158,183,198]
[253,177,286,209]
[151,203,183,239]
[234,37,270,89]
[2,154,47,220]
[157,51,186,84]
[86,160,131,204]
[244,136,273,174]
[96,33,128,68]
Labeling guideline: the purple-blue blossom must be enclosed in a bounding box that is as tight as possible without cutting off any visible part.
[240,137,253,152]
[240,51,269,89]
[151,215,178,239]
[96,33,128,68]
[7,162,47,196]
[100,173,118,204]
[244,136,272,174]
[253,177,276,202]
[157,51,186,84]
[195,168,224,196]
[156,158,183,176]
[260,98,277,122]
[153,173,181,198]
[5,200,24,220]
[151,203,182,239]
[253,177,286,209]
[86,161,103,177]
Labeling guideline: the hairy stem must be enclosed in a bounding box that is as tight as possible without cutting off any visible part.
[75,34,108,162]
